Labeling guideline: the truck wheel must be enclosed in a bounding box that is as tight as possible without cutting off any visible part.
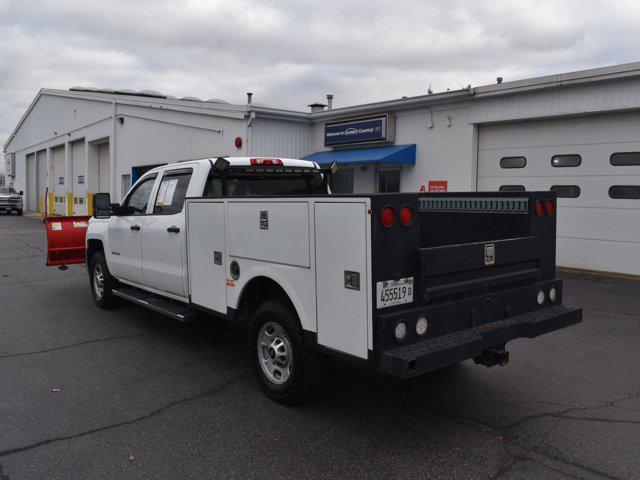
[249,299,326,405]
[16,210,22,216]
[89,251,116,309]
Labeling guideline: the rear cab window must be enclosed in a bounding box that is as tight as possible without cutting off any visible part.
[204,170,327,197]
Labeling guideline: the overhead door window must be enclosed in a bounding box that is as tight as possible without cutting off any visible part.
[378,169,400,193]
[500,156,526,168]
[153,169,193,215]
[609,186,640,199]
[550,185,581,198]
[610,152,640,166]
[551,154,581,167]
[499,185,525,192]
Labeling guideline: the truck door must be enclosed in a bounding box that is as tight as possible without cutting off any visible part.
[315,201,369,359]
[141,168,193,297]
[108,174,157,284]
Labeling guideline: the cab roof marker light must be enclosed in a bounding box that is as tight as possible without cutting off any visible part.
[250,158,283,166]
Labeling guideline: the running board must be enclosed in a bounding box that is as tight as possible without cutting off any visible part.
[112,286,199,323]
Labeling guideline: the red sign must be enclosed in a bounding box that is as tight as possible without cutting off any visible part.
[428,180,448,192]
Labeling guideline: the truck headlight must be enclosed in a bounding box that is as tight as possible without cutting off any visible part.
[549,287,557,303]
[415,316,428,336]
[537,290,545,305]
[394,321,408,341]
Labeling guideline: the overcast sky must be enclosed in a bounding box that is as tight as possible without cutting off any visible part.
[2,0,640,160]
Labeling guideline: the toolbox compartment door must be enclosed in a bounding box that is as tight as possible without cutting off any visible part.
[315,202,369,359]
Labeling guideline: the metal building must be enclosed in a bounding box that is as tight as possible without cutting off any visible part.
[4,62,640,275]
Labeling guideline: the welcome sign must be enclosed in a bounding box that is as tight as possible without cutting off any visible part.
[324,114,394,147]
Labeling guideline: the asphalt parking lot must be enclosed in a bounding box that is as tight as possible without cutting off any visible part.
[0,214,639,480]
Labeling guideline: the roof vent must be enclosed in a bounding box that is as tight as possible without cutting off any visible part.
[115,89,137,95]
[138,89,166,98]
[308,102,326,113]
[206,98,230,104]
[497,76,503,84]
[180,96,203,102]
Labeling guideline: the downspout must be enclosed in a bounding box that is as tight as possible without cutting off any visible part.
[110,99,117,200]
[246,110,256,156]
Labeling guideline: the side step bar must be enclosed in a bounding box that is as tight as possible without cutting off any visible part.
[112,286,200,322]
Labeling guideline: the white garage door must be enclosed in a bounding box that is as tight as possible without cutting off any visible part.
[478,112,640,276]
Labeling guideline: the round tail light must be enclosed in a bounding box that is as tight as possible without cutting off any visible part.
[399,205,414,226]
[535,200,544,217]
[380,207,396,228]
[545,199,554,216]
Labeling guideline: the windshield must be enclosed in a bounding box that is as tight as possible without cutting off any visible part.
[204,172,327,197]
[0,187,16,194]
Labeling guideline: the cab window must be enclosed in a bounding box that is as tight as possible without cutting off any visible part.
[204,171,327,197]
[153,169,193,215]
[122,175,157,215]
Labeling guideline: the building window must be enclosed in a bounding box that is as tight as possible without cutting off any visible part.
[610,152,640,166]
[551,154,581,167]
[378,169,400,193]
[330,168,354,194]
[500,156,526,168]
[499,185,525,192]
[609,185,640,199]
[550,185,581,198]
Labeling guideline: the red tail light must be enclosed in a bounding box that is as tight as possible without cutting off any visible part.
[380,206,396,228]
[399,205,413,226]
[535,200,544,217]
[545,199,554,216]
[250,158,283,165]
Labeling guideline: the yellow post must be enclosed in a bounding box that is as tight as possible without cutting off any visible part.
[67,192,73,216]
[87,193,93,216]
[39,197,44,216]
[48,192,54,215]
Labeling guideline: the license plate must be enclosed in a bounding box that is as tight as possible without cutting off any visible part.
[376,277,414,309]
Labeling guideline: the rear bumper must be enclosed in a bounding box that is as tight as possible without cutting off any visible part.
[379,304,582,378]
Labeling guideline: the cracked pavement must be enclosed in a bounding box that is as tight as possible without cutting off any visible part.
[0,214,639,479]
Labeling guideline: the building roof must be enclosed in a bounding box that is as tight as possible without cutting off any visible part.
[6,61,640,150]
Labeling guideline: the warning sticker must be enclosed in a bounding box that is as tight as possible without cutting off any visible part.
[73,221,88,228]
[51,222,62,231]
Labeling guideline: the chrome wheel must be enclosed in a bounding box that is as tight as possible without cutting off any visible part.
[93,263,104,300]
[257,321,293,384]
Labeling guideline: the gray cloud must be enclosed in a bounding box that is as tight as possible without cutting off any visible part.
[2,0,640,161]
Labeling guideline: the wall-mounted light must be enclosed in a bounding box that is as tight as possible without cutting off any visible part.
[117,116,124,125]
[234,137,242,148]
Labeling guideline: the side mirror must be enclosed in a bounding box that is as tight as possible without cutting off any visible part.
[93,192,112,218]
[19,190,23,196]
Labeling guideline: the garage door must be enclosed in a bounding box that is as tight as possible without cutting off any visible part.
[51,146,65,215]
[478,112,640,276]
[36,150,46,213]
[26,153,35,211]
[97,143,110,193]
[71,139,86,215]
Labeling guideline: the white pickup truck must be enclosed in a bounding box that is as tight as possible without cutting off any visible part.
[46,156,581,404]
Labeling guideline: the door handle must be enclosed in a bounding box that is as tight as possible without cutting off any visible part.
[130,224,141,231]
[167,226,180,233]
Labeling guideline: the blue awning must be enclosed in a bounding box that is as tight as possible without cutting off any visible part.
[303,144,416,166]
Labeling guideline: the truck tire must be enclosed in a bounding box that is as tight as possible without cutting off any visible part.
[16,209,22,216]
[249,299,326,405]
[89,251,117,309]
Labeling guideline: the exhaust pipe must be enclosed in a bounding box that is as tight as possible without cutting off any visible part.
[474,346,509,368]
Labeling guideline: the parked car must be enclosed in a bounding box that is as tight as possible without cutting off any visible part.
[46,157,582,404]
[0,187,23,215]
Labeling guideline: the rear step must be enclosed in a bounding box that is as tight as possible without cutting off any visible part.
[112,286,200,322]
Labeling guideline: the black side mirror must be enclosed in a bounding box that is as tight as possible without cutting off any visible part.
[19,191,23,196]
[93,192,112,218]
